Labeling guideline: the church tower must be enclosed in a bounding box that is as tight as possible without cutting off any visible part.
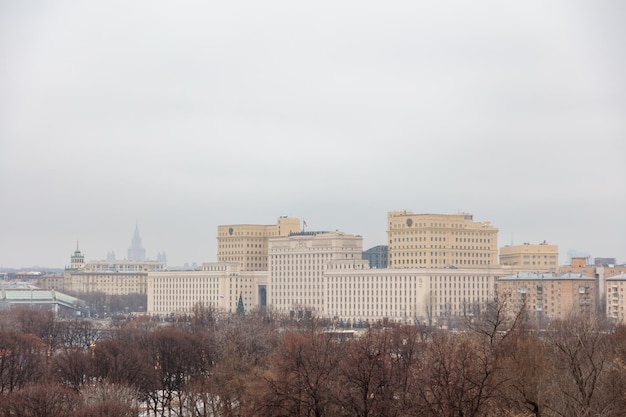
[127,224,146,261]
[70,242,85,270]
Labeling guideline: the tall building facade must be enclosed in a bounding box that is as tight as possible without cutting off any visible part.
[387,211,498,269]
[217,217,301,271]
[147,262,268,316]
[499,242,558,272]
[268,231,363,316]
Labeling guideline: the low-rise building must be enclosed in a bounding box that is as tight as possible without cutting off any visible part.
[62,244,164,295]
[147,262,267,317]
[499,242,558,272]
[325,261,500,326]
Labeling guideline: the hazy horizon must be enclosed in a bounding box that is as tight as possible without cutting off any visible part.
[1,1,624,269]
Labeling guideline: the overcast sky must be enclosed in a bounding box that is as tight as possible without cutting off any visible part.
[1,1,624,269]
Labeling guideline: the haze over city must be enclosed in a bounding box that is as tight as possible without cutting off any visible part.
[1,1,624,269]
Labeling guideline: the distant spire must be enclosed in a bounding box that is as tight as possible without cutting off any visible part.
[128,223,146,261]
[236,293,245,316]
[76,240,80,251]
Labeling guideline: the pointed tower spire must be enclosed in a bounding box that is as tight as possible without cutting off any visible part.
[236,293,245,316]
[128,223,146,261]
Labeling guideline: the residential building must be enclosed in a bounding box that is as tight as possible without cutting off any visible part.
[217,217,301,271]
[499,242,558,272]
[606,273,626,323]
[497,272,596,322]
[387,211,498,269]
[558,257,626,303]
[147,262,267,317]
[362,245,388,269]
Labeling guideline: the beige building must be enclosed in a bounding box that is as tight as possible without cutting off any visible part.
[497,272,596,321]
[267,229,499,326]
[147,262,268,317]
[325,261,500,326]
[387,211,498,269]
[64,270,148,295]
[217,217,301,271]
[559,257,626,303]
[606,273,626,323]
[499,242,558,272]
[268,231,363,317]
[559,257,626,279]
[61,246,164,295]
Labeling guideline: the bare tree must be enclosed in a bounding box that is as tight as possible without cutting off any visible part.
[0,332,47,393]
[545,315,616,417]
[336,328,396,417]
[257,327,342,417]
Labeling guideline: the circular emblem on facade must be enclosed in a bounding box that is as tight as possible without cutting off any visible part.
[228,227,234,235]
[406,218,413,227]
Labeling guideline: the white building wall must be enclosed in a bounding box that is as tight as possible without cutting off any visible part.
[147,262,268,316]
[325,263,500,324]
[268,232,363,316]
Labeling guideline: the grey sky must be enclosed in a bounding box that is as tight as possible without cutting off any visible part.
[1,1,624,268]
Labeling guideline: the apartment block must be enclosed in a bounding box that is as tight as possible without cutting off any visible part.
[387,211,498,269]
[497,272,596,321]
[606,273,626,324]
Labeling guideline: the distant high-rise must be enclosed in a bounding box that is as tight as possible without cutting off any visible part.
[362,245,388,268]
[127,224,146,262]
[157,251,167,266]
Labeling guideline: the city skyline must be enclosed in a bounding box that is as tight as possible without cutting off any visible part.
[1,1,624,268]
[1,213,623,270]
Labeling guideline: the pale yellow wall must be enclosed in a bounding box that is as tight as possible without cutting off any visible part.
[499,243,558,272]
[64,270,147,295]
[387,211,498,269]
[217,217,301,271]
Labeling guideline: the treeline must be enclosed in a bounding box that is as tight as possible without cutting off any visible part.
[0,304,625,416]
